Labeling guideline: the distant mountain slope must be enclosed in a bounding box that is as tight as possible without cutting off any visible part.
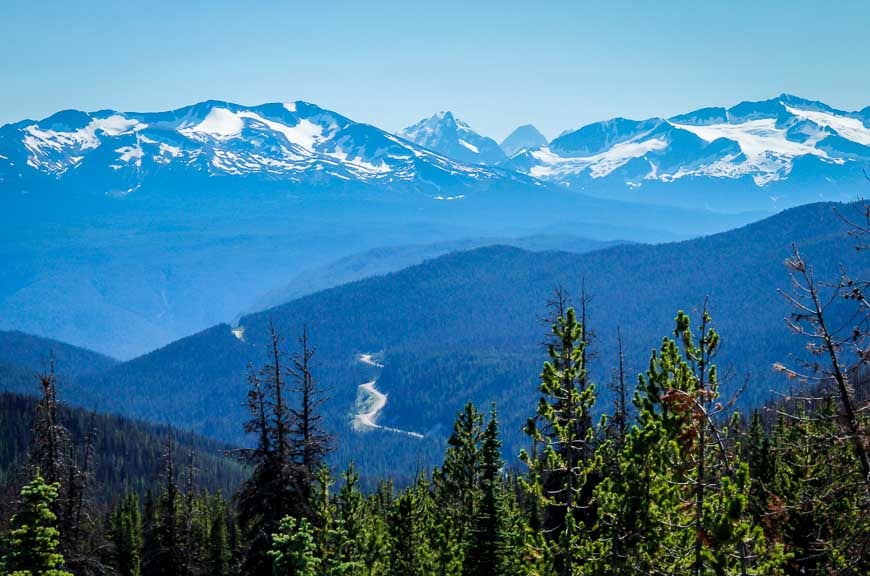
[58,202,866,477]
[0,331,117,394]
[0,161,759,360]
[506,94,868,211]
[0,391,245,501]
[399,111,507,164]
[500,124,548,157]
[246,234,623,314]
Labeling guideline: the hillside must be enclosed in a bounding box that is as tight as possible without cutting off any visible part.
[246,234,623,314]
[0,391,246,502]
[50,201,866,478]
[0,330,117,396]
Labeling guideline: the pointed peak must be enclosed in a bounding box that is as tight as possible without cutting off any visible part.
[500,124,548,157]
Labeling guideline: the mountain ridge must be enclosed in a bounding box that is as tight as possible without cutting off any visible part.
[15,201,861,477]
[506,94,868,210]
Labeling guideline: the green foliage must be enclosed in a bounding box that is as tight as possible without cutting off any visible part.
[0,470,72,576]
[0,392,246,500]
[270,517,320,576]
[520,304,598,574]
[464,407,508,576]
[111,493,143,576]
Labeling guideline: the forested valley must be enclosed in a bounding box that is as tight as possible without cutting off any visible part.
[1,210,868,576]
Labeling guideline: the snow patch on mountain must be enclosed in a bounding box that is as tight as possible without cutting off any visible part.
[179,107,243,139]
[783,104,870,146]
[668,117,832,185]
[459,139,479,153]
[529,138,669,179]
[22,115,146,172]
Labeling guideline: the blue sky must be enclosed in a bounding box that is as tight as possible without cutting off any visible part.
[2,0,868,140]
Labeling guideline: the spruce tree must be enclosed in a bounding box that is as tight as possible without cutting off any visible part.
[270,517,320,576]
[207,494,231,576]
[0,470,72,576]
[464,406,507,576]
[433,401,484,574]
[111,492,143,576]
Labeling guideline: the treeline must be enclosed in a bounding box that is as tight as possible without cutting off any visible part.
[2,232,869,575]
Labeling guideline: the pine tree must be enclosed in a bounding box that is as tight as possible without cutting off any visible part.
[520,304,597,576]
[0,470,73,576]
[325,464,371,576]
[614,308,781,575]
[388,477,435,576]
[768,400,867,575]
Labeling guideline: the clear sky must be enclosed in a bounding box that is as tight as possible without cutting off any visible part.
[2,0,868,140]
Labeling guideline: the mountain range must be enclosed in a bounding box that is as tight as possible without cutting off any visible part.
[0,94,865,358]
[2,94,865,210]
[504,94,869,211]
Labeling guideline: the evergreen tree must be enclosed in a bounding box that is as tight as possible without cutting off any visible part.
[388,477,435,576]
[464,406,507,576]
[520,305,597,576]
[143,437,185,576]
[270,517,320,576]
[767,400,867,575]
[207,494,231,576]
[606,308,782,575]
[0,470,72,576]
[322,464,371,576]
[433,401,484,575]
[111,492,143,576]
[236,323,309,576]
[290,327,333,500]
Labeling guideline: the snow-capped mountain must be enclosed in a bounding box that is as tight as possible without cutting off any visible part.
[0,94,865,213]
[0,101,526,197]
[500,124,548,157]
[399,111,507,165]
[506,94,869,209]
